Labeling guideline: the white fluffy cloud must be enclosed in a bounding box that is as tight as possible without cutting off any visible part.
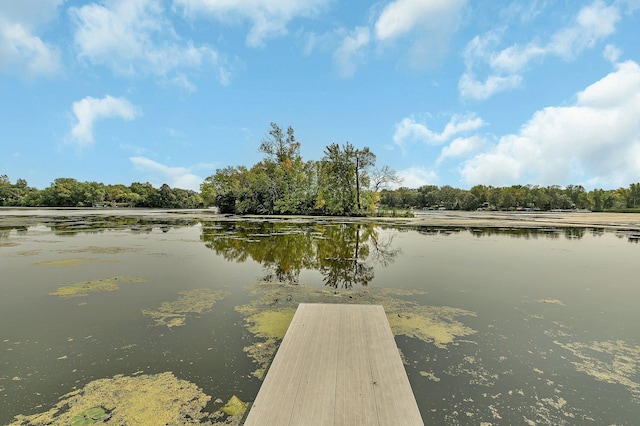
[396,166,438,189]
[0,1,63,77]
[549,0,619,59]
[393,114,485,150]
[375,0,466,41]
[174,0,330,48]
[460,0,621,100]
[603,44,621,63]
[70,95,140,147]
[70,0,226,86]
[130,156,202,191]
[374,0,466,68]
[461,60,640,188]
[333,27,370,78]
[0,0,64,25]
[458,73,523,101]
[304,0,466,77]
[438,136,485,164]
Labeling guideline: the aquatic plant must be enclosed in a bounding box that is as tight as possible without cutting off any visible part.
[142,288,230,328]
[50,277,148,298]
[9,372,213,425]
[69,407,106,426]
[220,395,247,416]
[34,257,118,268]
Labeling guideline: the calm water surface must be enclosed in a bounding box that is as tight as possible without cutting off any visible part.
[1,212,639,424]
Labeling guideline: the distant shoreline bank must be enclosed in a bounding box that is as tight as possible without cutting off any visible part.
[2,208,640,232]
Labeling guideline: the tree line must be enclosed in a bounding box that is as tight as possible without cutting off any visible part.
[380,183,640,212]
[0,176,203,208]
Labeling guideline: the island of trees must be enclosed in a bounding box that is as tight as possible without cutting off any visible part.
[2,123,640,214]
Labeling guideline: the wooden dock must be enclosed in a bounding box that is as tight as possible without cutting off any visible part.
[243,303,424,425]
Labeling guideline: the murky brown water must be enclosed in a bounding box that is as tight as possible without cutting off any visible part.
[1,210,639,424]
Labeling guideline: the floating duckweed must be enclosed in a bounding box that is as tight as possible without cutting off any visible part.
[64,246,140,255]
[245,309,296,340]
[242,337,279,379]
[537,298,566,306]
[50,277,148,298]
[34,257,119,268]
[419,371,441,382]
[377,287,428,297]
[220,395,247,417]
[13,250,41,257]
[142,288,230,328]
[9,372,214,425]
[235,307,296,379]
[386,307,476,349]
[69,407,107,426]
[553,339,640,402]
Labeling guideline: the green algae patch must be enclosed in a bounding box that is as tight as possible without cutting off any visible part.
[142,288,230,328]
[242,337,279,379]
[34,257,119,268]
[9,372,215,426]
[537,298,566,306]
[69,407,106,426]
[419,370,441,382]
[64,246,141,255]
[12,250,41,257]
[234,306,296,379]
[220,395,247,417]
[244,308,296,340]
[386,305,476,349]
[50,277,148,298]
[553,339,640,402]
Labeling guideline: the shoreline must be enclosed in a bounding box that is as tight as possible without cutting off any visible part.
[1,208,640,231]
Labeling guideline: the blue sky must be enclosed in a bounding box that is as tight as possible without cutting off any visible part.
[1,0,639,191]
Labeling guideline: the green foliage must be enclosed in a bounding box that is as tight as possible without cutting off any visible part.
[70,407,107,426]
[316,142,376,215]
[380,182,640,212]
[374,209,415,218]
[317,143,357,215]
[0,175,202,209]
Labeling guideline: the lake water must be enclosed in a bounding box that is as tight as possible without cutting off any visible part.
[1,211,639,425]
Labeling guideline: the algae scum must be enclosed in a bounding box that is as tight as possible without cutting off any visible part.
[1,214,640,425]
[142,288,231,328]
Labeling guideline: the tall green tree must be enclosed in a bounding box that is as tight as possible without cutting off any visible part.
[259,123,314,214]
[201,166,247,213]
[259,122,300,164]
[317,142,376,215]
[353,146,375,211]
[0,175,11,205]
[317,143,357,215]
[627,183,640,208]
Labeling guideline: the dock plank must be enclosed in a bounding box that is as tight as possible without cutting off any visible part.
[243,303,423,426]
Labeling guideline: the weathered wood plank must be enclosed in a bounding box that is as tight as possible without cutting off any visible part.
[243,303,424,426]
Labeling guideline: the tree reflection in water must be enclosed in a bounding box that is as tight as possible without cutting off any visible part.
[200,222,400,288]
